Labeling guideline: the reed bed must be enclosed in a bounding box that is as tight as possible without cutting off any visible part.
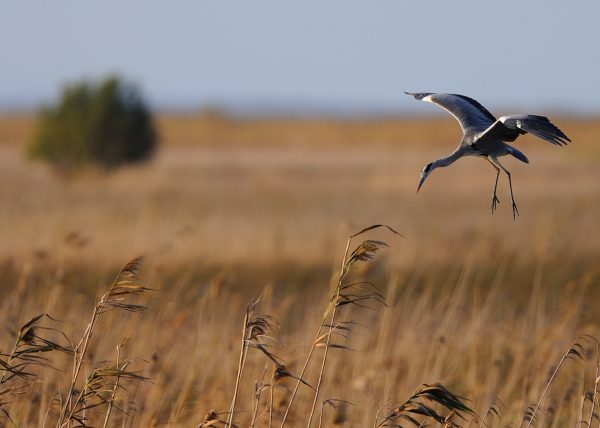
[1,231,598,427]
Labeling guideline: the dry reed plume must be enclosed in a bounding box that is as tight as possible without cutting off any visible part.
[1,257,152,427]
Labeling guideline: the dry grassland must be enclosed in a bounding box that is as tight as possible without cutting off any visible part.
[0,113,599,426]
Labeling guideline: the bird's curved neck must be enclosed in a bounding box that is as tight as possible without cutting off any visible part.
[433,149,463,169]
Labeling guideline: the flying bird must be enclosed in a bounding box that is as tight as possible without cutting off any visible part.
[405,92,571,219]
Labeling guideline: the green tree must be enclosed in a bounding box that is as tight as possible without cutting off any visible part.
[29,76,157,171]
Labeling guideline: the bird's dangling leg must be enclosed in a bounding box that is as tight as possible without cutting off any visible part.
[484,157,501,213]
[492,170,501,213]
[506,171,519,219]
[489,156,519,220]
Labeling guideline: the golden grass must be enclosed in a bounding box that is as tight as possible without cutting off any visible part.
[1,113,600,426]
[1,242,598,426]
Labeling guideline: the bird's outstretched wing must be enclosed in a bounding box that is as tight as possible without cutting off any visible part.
[405,92,496,135]
[475,115,571,146]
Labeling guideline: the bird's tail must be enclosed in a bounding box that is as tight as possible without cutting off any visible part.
[508,146,529,164]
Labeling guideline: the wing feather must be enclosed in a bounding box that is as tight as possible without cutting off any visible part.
[476,115,571,146]
[405,92,496,136]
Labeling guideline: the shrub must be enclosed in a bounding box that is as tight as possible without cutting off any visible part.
[29,76,157,171]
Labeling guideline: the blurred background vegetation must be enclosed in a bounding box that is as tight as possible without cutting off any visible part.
[28,76,157,173]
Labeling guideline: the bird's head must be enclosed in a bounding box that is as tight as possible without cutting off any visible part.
[417,162,434,193]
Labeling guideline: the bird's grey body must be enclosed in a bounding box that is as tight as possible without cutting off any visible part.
[406,92,571,218]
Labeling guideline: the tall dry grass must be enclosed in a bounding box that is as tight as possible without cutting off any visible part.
[1,232,598,426]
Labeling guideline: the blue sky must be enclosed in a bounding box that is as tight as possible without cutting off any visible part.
[1,1,599,114]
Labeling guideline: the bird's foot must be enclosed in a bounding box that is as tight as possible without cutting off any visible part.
[491,195,500,213]
[511,201,520,220]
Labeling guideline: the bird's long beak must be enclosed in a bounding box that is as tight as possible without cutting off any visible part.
[416,176,426,193]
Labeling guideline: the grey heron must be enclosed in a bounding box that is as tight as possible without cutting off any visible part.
[405,92,571,219]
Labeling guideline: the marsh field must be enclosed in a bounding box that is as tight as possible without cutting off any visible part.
[1,113,600,427]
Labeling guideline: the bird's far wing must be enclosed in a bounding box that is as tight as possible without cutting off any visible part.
[405,92,496,135]
[475,115,571,146]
